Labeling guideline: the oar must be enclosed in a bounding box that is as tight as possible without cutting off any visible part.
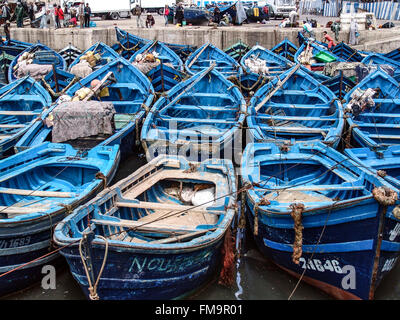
[83,71,113,101]
[254,63,300,113]
[187,43,210,69]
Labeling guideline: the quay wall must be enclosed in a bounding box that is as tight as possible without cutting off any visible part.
[9,26,400,53]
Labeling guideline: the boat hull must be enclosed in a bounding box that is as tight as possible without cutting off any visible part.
[59,238,224,300]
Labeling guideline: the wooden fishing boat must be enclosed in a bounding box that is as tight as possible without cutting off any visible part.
[295,41,344,71]
[240,45,293,76]
[162,42,197,63]
[41,68,78,102]
[0,40,33,85]
[247,64,344,148]
[53,155,236,300]
[227,72,269,99]
[8,43,67,83]
[141,64,246,163]
[361,53,400,79]
[224,41,251,62]
[384,48,400,62]
[16,57,154,159]
[58,44,83,68]
[0,141,120,298]
[68,42,120,72]
[114,27,196,63]
[344,68,400,149]
[129,40,184,72]
[112,27,151,61]
[271,38,298,63]
[0,76,51,157]
[185,42,240,77]
[241,141,400,300]
[331,42,363,62]
[321,73,356,100]
[146,62,186,94]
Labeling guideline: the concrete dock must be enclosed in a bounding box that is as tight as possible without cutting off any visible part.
[9,21,400,53]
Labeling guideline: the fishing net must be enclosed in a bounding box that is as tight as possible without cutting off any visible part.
[48,101,116,143]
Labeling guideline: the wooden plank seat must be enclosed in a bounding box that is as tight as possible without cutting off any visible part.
[0,187,74,198]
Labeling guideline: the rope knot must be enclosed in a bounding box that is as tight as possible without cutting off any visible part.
[377,170,387,178]
[372,187,398,207]
[289,203,305,265]
[95,172,107,189]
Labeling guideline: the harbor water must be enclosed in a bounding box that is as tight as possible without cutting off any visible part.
[2,148,400,301]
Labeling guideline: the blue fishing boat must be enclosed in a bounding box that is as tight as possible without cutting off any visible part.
[41,68,78,102]
[321,73,356,100]
[241,141,400,300]
[344,68,400,149]
[0,141,120,297]
[224,41,250,62]
[162,42,197,63]
[295,41,344,71]
[58,44,83,68]
[68,42,120,72]
[240,45,292,76]
[271,38,298,63]
[185,42,240,77]
[361,53,400,79]
[16,58,154,159]
[146,62,186,93]
[384,48,400,62]
[113,27,151,61]
[129,40,184,72]
[247,64,344,148]
[141,64,246,163]
[227,72,269,99]
[331,42,363,62]
[8,43,67,83]
[53,155,236,300]
[0,76,51,157]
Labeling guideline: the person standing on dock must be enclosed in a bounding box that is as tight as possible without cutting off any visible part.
[4,20,10,42]
[28,2,35,27]
[163,5,169,26]
[15,2,25,28]
[54,3,60,28]
[1,2,11,24]
[79,1,84,28]
[175,2,184,26]
[39,3,48,29]
[134,5,143,28]
[57,5,64,28]
[84,3,91,28]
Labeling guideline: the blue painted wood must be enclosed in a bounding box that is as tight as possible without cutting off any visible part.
[113,27,151,61]
[129,40,184,72]
[185,42,241,78]
[344,69,400,149]
[146,63,186,93]
[224,41,251,62]
[53,155,236,300]
[8,43,67,83]
[384,48,400,62]
[331,42,363,62]
[141,66,246,162]
[321,73,356,99]
[241,141,400,300]
[247,65,344,148]
[15,58,154,159]
[68,42,120,72]
[0,76,51,157]
[41,68,77,101]
[0,142,120,297]
[240,45,293,75]
[271,38,298,63]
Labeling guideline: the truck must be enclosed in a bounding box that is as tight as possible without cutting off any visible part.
[65,0,132,20]
[261,0,296,19]
[130,0,176,15]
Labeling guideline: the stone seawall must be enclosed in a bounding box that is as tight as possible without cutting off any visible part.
[9,25,400,52]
